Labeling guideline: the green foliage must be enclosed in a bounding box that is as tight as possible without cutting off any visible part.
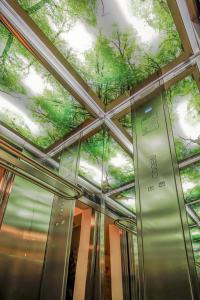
[181,164,200,202]
[0,23,90,149]
[167,76,200,161]
[17,0,182,104]
[113,187,136,212]
[79,129,134,190]
[119,112,133,137]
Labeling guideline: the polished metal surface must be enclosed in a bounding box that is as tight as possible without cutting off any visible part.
[114,218,136,234]
[0,175,53,300]
[0,137,82,199]
[39,145,79,300]
[39,196,75,300]
[85,209,105,300]
[134,94,199,299]
[0,169,14,227]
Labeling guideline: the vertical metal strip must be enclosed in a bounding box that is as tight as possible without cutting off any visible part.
[39,137,82,300]
[132,102,146,300]
[120,231,130,300]
[127,233,138,300]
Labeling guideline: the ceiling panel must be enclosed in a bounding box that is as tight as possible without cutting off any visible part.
[118,111,133,138]
[17,0,183,104]
[79,128,134,190]
[180,163,200,203]
[0,23,91,149]
[190,226,200,241]
[111,187,136,212]
[167,75,200,161]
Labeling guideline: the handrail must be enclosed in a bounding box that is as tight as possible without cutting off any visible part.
[114,217,137,234]
[0,137,82,200]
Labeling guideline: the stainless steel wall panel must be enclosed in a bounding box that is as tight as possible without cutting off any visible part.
[39,143,80,300]
[134,94,199,299]
[0,176,53,300]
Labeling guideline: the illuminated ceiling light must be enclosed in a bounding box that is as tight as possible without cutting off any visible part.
[0,93,40,135]
[79,159,102,184]
[60,21,94,62]
[114,0,158,44]
[110,152,129,168]
[22,66,53,95]
[176,97,200,141]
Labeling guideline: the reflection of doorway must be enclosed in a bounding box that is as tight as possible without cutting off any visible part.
[66,206,92,300]
[66,212,81,300]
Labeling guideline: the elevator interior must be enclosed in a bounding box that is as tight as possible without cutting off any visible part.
[1,0,200,299]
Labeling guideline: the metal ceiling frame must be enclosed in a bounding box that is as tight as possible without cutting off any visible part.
[1,0,200,222]
[1,0,200,158]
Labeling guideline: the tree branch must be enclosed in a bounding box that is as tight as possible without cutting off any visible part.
[25,0,52,14]
[0,33,13,63]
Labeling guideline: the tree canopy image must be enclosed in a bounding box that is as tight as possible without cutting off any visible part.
[17,0,182,104]
[0,23,90,149]
[167,76,200,161]
[111,187,136,212]
[118,111,133,138]
[79,129,134,192]
[180,163,200,203]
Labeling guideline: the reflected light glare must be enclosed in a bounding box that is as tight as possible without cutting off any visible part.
[110,152,128,168]
[60,22,94,62]
[17,209,33,218]
[0,93,40,134]
[191,230,200,237]
[182,180,195,192]
[79,159,102,184]
[176,99,200,140]
[123,197,134,207]
[22,66,53,95]
[114,0,158,44]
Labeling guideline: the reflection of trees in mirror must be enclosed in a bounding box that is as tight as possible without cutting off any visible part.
[167,76,200,161]
[79,130,134,190]
[17,0,182,104]
[119,112,133,137]
[180,164,200,203]
[191,240,200,266]
[112,187,136,212]
[0,24,90,149]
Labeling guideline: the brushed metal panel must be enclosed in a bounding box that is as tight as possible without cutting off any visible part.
[39,144,79,300]
[39,197,75,300]
[0,176,53,300]
[134,94,198,299]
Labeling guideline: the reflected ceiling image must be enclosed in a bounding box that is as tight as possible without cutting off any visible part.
[79,129,134,191]
[167,76,200,161]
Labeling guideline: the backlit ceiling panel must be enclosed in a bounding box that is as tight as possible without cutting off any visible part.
[180,163,200,203]
[167,76,200,161]
[0,23,91,149]
[111,187,136,212]
[79,129,134,191]
[118,112,133,137]
[18,0,182,104]
[119,75,200,161]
